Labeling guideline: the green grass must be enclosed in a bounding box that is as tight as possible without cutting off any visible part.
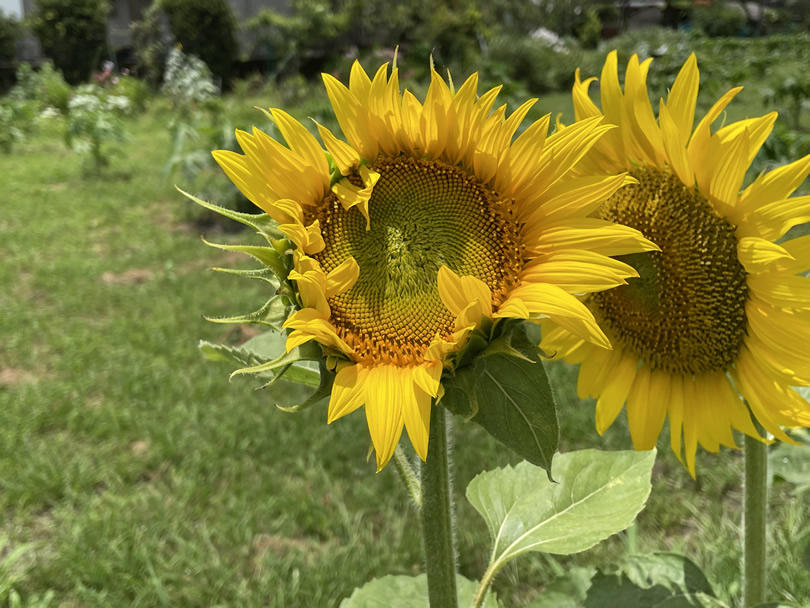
[1,79,809,608]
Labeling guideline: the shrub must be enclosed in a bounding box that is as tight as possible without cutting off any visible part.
[483,35,594,95]
[242,1,350,77]
[36,61,72,114]
[160,0,237,85]
[693,2,747,37]
[111,74,151,113]
[131,1,167,89]
[0,101,24,153]
[30,0,109,85]
[9,61,72,114]
[0,9,21,63]
[577,8,603,49]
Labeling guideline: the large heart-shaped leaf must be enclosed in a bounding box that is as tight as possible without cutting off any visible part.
[467,449,655,572]
[441,323,559,474]
[339,574,497,607]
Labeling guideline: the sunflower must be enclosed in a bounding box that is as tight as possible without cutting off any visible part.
[212,61,656,470]
[540,51,810,475]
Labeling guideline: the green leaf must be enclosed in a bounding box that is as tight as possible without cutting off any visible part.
[616,553,714,595]
[577,552,724,608]
[526,566,596,608]
[466,449,655,575]
[769,428,810,494]
[584,574,725,608]
[441,323,559,473]
[339,574,497,608]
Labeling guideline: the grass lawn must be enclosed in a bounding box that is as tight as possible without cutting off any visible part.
[1,81,809,608]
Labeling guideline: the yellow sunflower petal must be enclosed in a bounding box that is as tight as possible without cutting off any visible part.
[364,366,406,471]
[626,365,668,451]
[325,257,360,298]
[594,352,638,434]
[316,122,360,176]
[328,364,367,423]
[402,376,432,461]
[437,266,493,319]
[737,236,794,272]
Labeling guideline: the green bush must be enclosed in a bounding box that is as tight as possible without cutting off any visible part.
[242,1,350,77]
[111,75,151,113]
[0,9,21,63]
[36,61,72,113]
[577,8,602,49]
[9,61,71,114]
[483,35,597,96]
[160,0,237,85]
[30,0,109,85]
[693,2,747,37]
[131,1,168,89]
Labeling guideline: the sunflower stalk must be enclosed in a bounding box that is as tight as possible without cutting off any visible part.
[743,433,768,607]
[420,407,459,607]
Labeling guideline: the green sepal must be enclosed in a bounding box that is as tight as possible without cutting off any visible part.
[453,328,490,370]
[259,362,320,388]
[324,151,343,186]
[229,340,322,379]
[275,359,335,412]
[177,187,284,240]
[199,339,267,368]
[203,294,293,331]
[208,266,281,286]
[200,237,287,280]
[441,322,559,474]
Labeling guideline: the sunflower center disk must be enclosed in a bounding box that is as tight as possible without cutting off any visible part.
[591,167,748,375]
[311,157,522,365]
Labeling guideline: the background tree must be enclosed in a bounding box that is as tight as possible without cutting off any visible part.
[30,0,109,85]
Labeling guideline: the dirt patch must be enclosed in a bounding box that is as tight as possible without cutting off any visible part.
[101,268,154,285]
[0,368,36,387]
[250,533,337,573]
[130,440,150,457]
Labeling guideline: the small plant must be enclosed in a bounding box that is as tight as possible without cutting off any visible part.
[0,102,24,153]
[65,85,128,172]
[161,47,218,111]
[110,72,151,114]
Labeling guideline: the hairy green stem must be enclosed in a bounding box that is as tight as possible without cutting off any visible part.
[393,445,422,509]
[421,407,458,607]
[743,434,768,607]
